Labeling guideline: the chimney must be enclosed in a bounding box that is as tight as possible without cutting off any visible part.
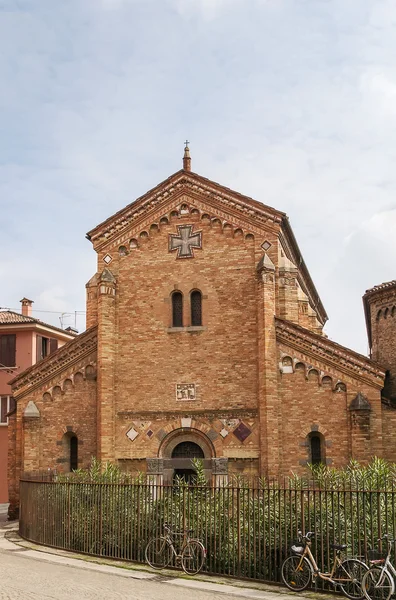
[20,298,34,317]
[65,326,78,335]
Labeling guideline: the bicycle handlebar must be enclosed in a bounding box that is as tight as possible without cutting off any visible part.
[297,530,315,541]
[377,535,396,543]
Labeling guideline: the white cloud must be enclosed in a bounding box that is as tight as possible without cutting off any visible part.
[1,0,396,353]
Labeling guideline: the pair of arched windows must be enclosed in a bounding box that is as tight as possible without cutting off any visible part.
[171,290,202,328]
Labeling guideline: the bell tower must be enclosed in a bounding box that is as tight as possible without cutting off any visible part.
[364,281,396,403]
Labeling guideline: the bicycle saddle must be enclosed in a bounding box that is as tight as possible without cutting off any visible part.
[331,544,347,551]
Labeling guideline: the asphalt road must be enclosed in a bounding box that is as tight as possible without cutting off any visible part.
[0,505,300,600]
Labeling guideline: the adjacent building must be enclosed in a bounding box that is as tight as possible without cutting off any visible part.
[0,299,75,502]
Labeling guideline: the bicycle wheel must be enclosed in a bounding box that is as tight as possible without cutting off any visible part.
[145,536,172,569]
[362,567,394,600]
[281,555,312,591]
[337,559,369,600]
[181,540,206,575]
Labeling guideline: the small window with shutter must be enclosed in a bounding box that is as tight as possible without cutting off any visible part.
[36,335,49,362]
[50,338,58,355]
[0,335,16,367]
[0,396,14,425]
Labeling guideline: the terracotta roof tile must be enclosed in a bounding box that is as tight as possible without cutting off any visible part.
[0,311,75,337]
[365,280,396,295]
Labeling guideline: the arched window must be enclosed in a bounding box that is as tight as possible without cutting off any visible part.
[190,290,202,326]
[172,292,183,327]
[171,441,204,459]
[70,435,78,471]
[308,433,323,465]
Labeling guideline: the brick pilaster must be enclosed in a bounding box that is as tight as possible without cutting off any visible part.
[278,259,299,324]
[97,268,117,462]
[257,254,280,477]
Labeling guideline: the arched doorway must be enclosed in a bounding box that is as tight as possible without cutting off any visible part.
[171,441,204,483]
[157,428,215,484]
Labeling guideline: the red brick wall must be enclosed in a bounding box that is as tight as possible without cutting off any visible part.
[369,295,396,400]
[277,354,384,475]
[8,366,97,518]
[102,215,264,464]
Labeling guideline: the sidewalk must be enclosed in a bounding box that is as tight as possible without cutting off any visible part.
[0,512,331,600]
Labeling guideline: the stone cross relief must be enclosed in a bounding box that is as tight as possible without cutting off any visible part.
[169,225,202,259]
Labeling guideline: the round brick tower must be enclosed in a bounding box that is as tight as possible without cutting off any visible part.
[364,280,396,404]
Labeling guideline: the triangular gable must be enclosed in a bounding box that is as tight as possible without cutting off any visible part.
[86,169,285,248]
[10,326,97,399]
[86,167,327,325]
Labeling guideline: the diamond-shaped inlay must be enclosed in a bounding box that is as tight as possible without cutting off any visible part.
[261,241,271,251]
[233,422,252,443]
[220,428,229,438]
[126,427,138,442]
[103,254,112,264]
[146,429,154,438]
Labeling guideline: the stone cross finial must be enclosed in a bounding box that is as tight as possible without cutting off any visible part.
[183,141,191,171]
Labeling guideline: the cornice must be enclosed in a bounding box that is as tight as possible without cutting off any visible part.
[275,318,385,388]
[10,326,98,399]
[117,408,258,420]
[87,170,284,249]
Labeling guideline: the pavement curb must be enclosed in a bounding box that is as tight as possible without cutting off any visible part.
[3,528,333,600]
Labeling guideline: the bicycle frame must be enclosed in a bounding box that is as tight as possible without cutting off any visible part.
[297,536,359,585]
[163,526,195,561]
[369,539,396,589]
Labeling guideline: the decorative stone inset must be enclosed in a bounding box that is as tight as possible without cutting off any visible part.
[156,428,167,441]
[147,458,164,474]
[181,417,192,428]
[261,240,272,251]
[233,422,252,442]
[134,420,151,431]
[349,392,371,411]
[24,401,40,419]
[212,458,228,475]
[220,428,229,438]
[207,429,219,442]
[169,225,202,259]
[220,418,240,430]
[146,429,154,438]
[126,427,138,442]
[176,384,196,401]
[103,254,112,264]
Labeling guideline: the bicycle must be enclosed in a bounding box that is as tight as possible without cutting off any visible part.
[361,535,396,600]
[281,531,369,599]
[145,523,206,575]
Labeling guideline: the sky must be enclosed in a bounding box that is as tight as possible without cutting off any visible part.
[1,0,396,354]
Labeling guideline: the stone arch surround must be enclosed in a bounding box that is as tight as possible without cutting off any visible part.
[146,427,228,484]
[159,427,215,460]
[158,428,215,484]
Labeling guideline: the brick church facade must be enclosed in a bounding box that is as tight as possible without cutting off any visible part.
[7,147,396,518]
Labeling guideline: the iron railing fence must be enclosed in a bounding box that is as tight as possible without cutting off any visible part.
[19,479,396,584]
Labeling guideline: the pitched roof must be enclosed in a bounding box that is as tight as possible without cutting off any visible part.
[86,168,327,325]
[9,326,97,398]
[0,310,75,338]
[275,317,385,388]
[365,280,396,295]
